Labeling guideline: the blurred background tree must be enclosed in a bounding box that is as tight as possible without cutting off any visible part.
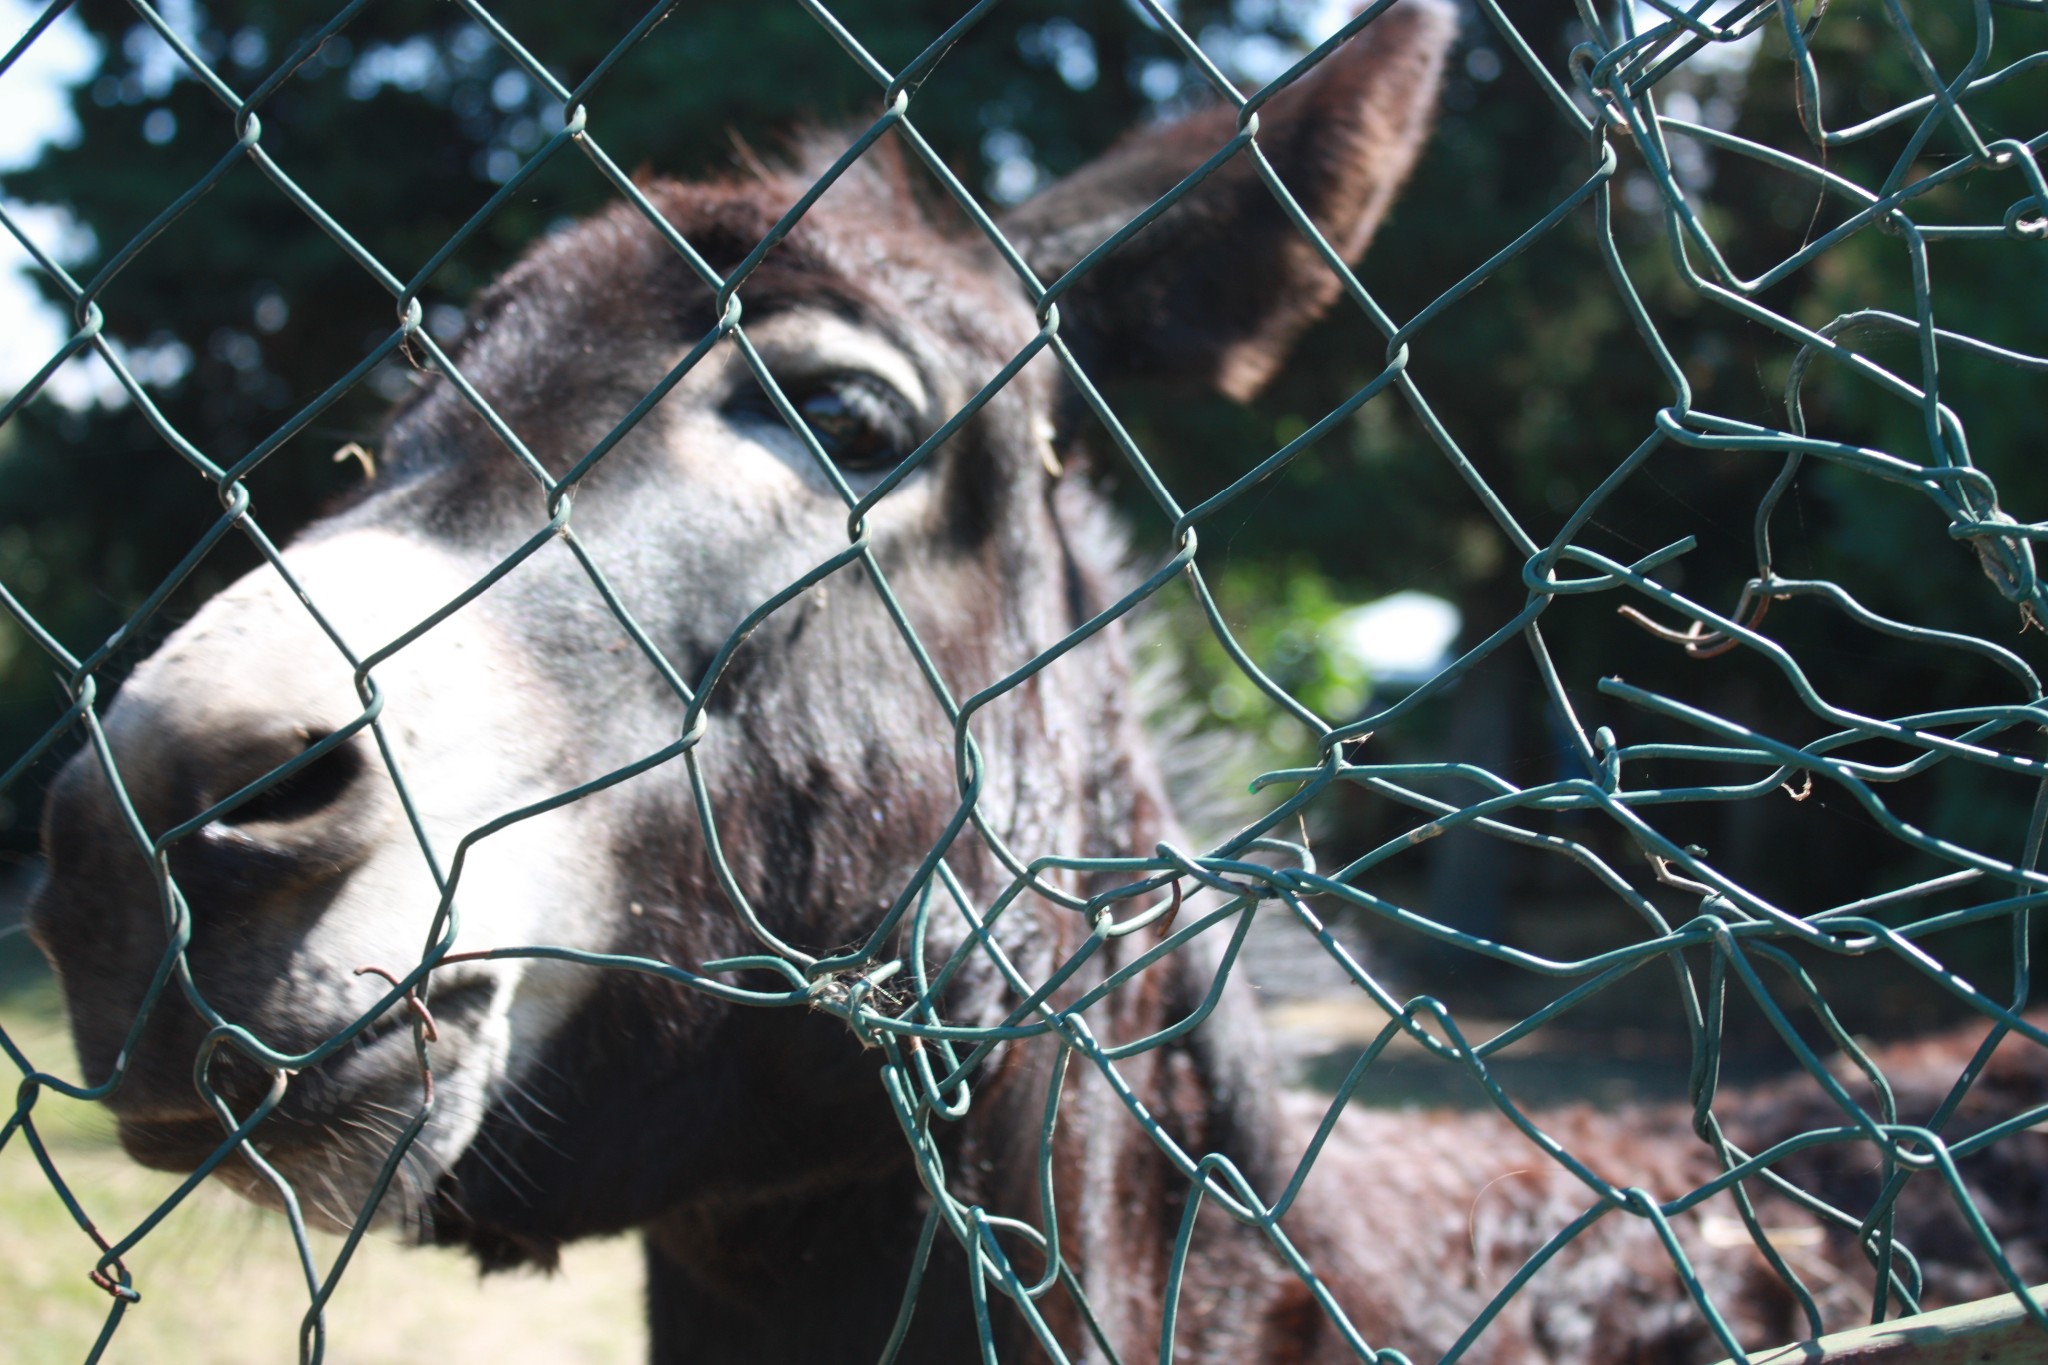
[1,0,2042,1031]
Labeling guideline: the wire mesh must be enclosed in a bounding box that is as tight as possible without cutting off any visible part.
[0,0,2045,1362]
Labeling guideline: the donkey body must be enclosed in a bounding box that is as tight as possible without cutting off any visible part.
[27,5,2047,1361]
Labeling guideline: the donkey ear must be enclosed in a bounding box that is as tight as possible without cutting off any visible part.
[1001,0,1455,401]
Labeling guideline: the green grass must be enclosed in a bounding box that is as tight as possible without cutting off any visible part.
[1,969,645,1365]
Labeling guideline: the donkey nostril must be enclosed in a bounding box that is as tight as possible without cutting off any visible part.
[178,724,386,897]
[216,730,368,828]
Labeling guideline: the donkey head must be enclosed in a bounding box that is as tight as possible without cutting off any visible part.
[28,2,1452,1271]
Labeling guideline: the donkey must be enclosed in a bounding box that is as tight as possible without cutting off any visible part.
[25,4,2048,1361]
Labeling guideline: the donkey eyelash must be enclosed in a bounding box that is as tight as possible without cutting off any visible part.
[724,372,922,473]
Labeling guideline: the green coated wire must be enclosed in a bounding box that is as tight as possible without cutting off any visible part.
[0,0,2043,1361]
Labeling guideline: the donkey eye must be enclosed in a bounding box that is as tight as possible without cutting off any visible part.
[794,375,919,471]
[729,373,920,474]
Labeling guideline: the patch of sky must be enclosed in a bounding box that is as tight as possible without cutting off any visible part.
[1020,19,1098,92]
[491,67,530,112]
[449,23,495,69]
[1197,27,1297,85]
[982,128,1042,205]
[1135,57,1184,104]
[1621,0,1760,203]
[0,0,99,404]
[347,35,442,100]
[118,0,200,100]
[0,0,203,407]
[1328,591,1461,687]
[1631,0,1764,79]
[479,146,523,185]
[226,26,267,73]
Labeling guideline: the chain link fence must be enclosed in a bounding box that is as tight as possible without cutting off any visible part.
[2,0,2046,1361]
